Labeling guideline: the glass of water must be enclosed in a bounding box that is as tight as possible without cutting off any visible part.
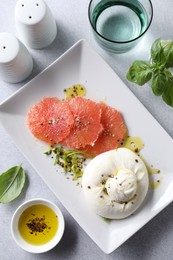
[88,0,153,53]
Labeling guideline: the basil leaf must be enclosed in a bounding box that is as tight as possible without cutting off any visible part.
[151,70,168,96]
[126,60,152,86]
[166,52,173,68]
[162,76,173,107]
[151,39,173,67]
[0,165,26,203]
[127,38,173,107]
[159,40,173,68]
[151,39,163,64]
[161,40,173,68]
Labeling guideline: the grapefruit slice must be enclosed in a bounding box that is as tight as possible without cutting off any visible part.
[27,97,74,144]
[61,96,103,149]
[81,102,128,156]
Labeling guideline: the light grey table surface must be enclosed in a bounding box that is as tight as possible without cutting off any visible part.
[0,1,173,260]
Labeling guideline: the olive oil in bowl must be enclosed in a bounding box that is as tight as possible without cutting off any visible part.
[18,204,58,245]
[11,199,65,253]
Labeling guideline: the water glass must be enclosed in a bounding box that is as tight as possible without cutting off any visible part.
[88,0,153,53]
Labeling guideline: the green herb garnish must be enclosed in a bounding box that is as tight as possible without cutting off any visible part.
[101,217,112,221]
[0,165,26,203]
[45,146,93,180]
[126,39,173,107]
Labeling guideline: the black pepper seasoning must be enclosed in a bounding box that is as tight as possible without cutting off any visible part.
[26,215,50,235]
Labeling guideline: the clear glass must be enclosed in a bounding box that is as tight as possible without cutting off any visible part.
[88,0,153,53]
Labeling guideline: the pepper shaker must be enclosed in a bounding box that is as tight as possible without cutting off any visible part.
[0,33,33,83]
[15,0,57,49]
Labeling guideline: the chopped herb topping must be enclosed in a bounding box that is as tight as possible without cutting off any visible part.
[44,145,93,180]
[44,149,52,155]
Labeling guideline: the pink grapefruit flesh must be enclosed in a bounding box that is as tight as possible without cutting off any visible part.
[61,96,103,149]
[81,102,128,156]
[27,97,74,144]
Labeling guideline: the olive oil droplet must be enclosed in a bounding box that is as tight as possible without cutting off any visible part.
[64,84,86,99]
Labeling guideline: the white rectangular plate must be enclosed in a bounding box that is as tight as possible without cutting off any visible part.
[0,40,173,254]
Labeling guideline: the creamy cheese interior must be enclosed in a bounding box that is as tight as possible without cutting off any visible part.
[105,169,137,203]
[82,148,149,219]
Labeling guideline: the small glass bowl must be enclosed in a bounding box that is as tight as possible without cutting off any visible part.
[88,0,153,53]
[11,198,65,253]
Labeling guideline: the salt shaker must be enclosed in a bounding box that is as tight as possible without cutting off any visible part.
[0,33,33,83]
[15,0,57,49]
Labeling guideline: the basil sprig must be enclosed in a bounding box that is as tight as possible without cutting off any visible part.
[0,165,26,203]
[126,39,173,107]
